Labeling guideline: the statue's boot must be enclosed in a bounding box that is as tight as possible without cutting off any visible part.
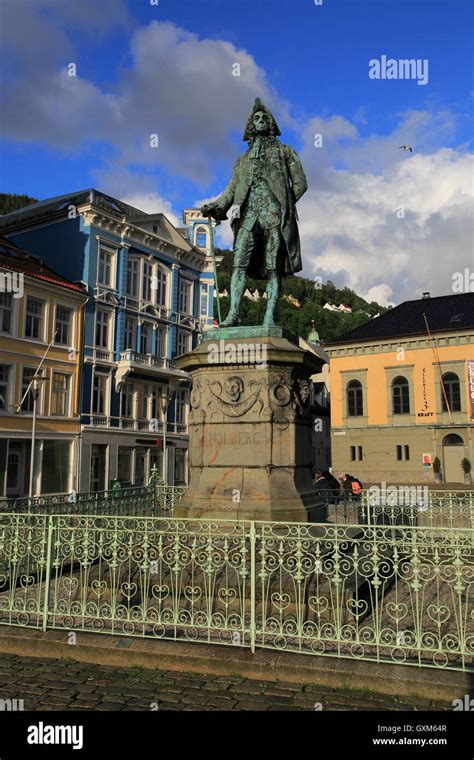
[220,268,246,327]
[262,272,280,327]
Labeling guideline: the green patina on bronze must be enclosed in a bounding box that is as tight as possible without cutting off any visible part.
[200,324,296,342]
[201,98,308,328]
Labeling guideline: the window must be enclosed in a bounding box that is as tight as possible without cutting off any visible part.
[142,261,153,302]
[0,292,13,333]
[140,385,149,419]
[51,372,70,416]
[443,433,464,446]
[98,247,114,287]
[174,448,186,484]
[0,365,10,410]
[156,326,166,358]
[92,373,107,415]
[350,445,362,461]
[95,309,111,348]
[41,441,70,494]
[392,376,410,414]
[396,445,410,461]
[140,323,150,354]
[117,447,132,483]
[358,445,363,460]
[150,388,160,420]
[21,367,43,412]
[177,331,190,356]
[442,372,461,412]
[121,383,134,418]
[178,279,192,314]
[124,318,136,350]
[195,228,207,249]
[347,380,363,416]
[200,283,209,316]
[176,390,187,425]
[155,268,167,307]
[25,297,44,339]
[126,259,139,297]
[55,306,72,346]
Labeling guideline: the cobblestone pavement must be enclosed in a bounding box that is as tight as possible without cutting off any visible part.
[0,654,448,711]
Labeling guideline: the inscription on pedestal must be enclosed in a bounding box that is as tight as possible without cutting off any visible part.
[208,430,261,447]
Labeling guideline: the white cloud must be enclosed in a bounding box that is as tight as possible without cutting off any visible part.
[0,15,286,185]
[1,6,472,306]
[121,193,181,228]
[298,112,473,304]
[364,284,394,306]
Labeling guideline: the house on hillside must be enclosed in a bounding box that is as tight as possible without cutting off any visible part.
[283,294,301,308]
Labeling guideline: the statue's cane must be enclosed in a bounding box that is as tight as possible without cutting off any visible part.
[207,215,222,326]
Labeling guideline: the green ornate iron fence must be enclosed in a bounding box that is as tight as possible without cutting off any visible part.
[1,483,471,528]
[0,486,154,515]
[322,490,474,530]
[0,513,50,629]
[0,482,186,518]
[0,511,472,672]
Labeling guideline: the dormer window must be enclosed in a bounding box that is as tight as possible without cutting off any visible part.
[195,226,208,250]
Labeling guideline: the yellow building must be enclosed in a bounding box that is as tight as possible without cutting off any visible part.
[0,237,87,497]
[326,292,474,485]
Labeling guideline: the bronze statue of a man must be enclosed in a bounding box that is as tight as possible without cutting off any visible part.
[201,98,308,327]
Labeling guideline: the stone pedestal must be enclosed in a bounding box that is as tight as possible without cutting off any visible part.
[175,327,325,522]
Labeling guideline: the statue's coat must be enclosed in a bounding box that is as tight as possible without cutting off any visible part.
[214,140,308,279]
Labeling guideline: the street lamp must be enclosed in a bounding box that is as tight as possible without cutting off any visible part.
[159,390,170,483]
[28,374,47,499]
[159,379,183,484]
[14,332,57,500]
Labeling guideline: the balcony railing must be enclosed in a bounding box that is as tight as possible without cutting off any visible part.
[87,346,113,362]
[119,350,179,370]
[87,414,187,434]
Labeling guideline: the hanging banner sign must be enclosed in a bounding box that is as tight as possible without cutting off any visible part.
[417,367,434,417]
[467,360,474,420]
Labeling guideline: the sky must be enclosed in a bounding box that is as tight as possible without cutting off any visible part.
[0,0,473,306]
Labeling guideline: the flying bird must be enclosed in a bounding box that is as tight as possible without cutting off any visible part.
[398,145,413,152]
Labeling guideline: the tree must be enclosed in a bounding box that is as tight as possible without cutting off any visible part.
[212,262,387,340]
[0,193,38,215]
[216,249,234,274]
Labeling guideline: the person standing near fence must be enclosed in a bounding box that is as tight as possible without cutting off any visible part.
[342,473,363,504]
[313,470,333,507]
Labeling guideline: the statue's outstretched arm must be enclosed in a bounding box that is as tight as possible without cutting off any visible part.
[201,157,241,221]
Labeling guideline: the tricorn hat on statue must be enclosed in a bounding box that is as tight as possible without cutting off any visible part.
[242,97,282,141]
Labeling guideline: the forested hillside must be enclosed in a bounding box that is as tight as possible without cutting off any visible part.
[215,249,387,343]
